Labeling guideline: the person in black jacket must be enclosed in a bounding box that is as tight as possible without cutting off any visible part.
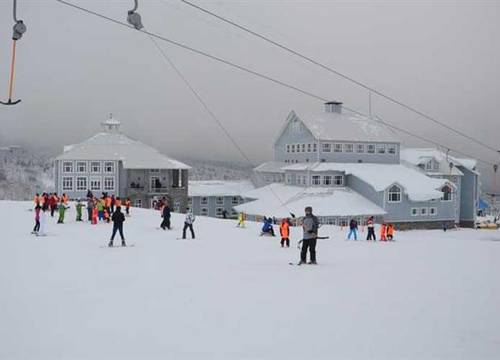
[108,206,126,247]
[160,204,171,230]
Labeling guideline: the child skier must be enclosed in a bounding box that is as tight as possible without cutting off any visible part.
[366,216,376,241]
[57,199,68,224]
[260,217,275,236]
[32,205,41,234]
[280,218,290,247]
[182,208,196,239]
[347,218,358,240]
[37,207,48,236]
[236,212,246,228]
[75,200,84,222]
[380,223,388,241]
[387,224,395,241]
[108,206,126,247]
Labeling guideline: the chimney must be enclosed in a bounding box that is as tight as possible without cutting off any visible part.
[101,113,121,133]
[324,101,343,113]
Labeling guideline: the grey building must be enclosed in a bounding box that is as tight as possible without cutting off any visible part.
[188,180,254,218]
[239,102,480,229]
[54,115,190,210]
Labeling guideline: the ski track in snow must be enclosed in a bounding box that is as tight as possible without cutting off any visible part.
[1,201,500,359]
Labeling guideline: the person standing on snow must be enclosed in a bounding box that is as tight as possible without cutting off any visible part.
[86,197,93,221]
[57,199,69,224]
[108,206,126,247]
[75,200,84,222]
[236,212,246,228]
[182,208,196,239]
[280,218,290,247]
[160,203,171,230]
[366,216,376,241]
[387,224,395,241]
[32,205,41,234]
[49,193,58,217]
[380,223,388,241]
[299,206,319,265]
[125,198,131,216]
[37,207,48,236]
[347,218,358,240]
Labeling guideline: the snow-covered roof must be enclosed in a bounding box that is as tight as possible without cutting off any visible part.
[56,132,190,170]
[254,161,287,173]
[188,180,255,197]
[290,109,400,143]
[283,162,449,202]
[400,148,477,173]
[235,183,386,218]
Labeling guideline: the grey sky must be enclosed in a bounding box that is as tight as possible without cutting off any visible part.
[1,1,499,180]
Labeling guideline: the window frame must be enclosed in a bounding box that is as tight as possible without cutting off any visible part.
[420,207,428,216]
[200,197,208,205]
[376,144,386,154]
[334,143,343,153]
[216,196,224,205]
[76,176,88,191]
[104,161,115,174]
[356,144,365,153]
[311,175,321,186]
[103,176,115,191]
[333,175,344,186]
[90,161,101,173]
[387,144,397,154]
[76,161,87,173]
[62,161,73,173]
[90,176,102,191]
[429,207,438,216]
[367,144,375,154]
[323,175,332,186]
[231,196,239,205]
[387,184,402,203]
[321,143,331,153]
[344,143,354,153]
[441,185,453,202]
[411,208,418,217]
[200,207,208,216]
[62,176,74,191]
[215,207,224,218]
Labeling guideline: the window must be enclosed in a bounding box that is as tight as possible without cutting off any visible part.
[367,144,375,154]
[387,185,402,203]
[216,196,224,205]
[376,144,386,154]
[173,201,181,212]
[301,144,306,153]
[90,161,101,173]
[344,144,354,153]
[90,177,101,191]
[312,175,321,186]
[150,169,160,173]
[433,162,440,171]
[216,207,224,217]
[201,197,208,205]
[286,174,292,184]
[201,207,208,216]
[356,144,365,153]
[232,197,239,205]
[291,120,302,133]
[187,197,192,206]
[286,144,290,153]
[104,176,115,191]
[62,176,73,191]
[322,143,331,153]
[441,185,453,201]
[76,177,87,191]
[425,161,433,171]
[62,161,73,173]
[76,161,87,173]
[291,144,295,153]
[430,207,437,216]
[338,218,348,227]
[411,208,418,216]
[333,175,343,186]
[387,144,396,154]
[323,175,332,186]
[334,143,343,153]
[313,143,317,152]
[420,207,428,216]
[104,162,115,173]
[307,144,312,153]
[134,199,142,208]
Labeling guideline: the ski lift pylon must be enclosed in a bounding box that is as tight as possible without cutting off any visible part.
[127,0,144,30]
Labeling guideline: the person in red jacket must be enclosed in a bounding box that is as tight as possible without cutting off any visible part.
[49,193,58,217]
[280,218,291,248]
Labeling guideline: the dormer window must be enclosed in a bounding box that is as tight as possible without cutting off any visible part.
[387,185,402,203]
[441,185,453,201]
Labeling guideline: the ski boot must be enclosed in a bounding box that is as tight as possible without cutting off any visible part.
[308,261,318,265]
[121,240,126,247]
[108,240,113,247]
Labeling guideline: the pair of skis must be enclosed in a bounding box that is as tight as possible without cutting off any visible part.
[289,236,329,266]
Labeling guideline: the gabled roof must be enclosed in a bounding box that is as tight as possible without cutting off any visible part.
[56,132,190,170]
[188,180,254,197]
[400,148,477,174]
[254,161,287,173]
[282,162,449,202]
[235,183,386,218]
[289,109,400,143]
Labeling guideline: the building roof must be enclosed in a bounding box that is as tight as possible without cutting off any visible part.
[283,162,450,202]
[254,161,287,173]
[234,183,386,218]
[290,109,400,143]
[400,148,478,173]
[56,127,190,170]
[188,180,255,197]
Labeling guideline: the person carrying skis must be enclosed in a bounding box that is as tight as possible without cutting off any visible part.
[380,223,388,241]
[32,204,41,234]
[280,218,290,247]
[387,224,395,241]
[57,199,69,224]
[108,206,126,247]
[160,203,171,230]
[366,216,376,241]
[299,206,319,265]
[236,212,246,228]
[260,217,275,236]
[182,207,196,239]
[75,200,84,222]
[347,218,358,240]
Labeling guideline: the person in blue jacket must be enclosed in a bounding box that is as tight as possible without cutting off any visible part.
[260,216,276,236]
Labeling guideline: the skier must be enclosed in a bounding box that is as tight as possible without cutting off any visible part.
[380,223,388,241]
[347,218,358,240]
[75,200,84,221]
[260,217,275,236]
[366,216,376,241]
[104,195,112,215]
[32,205,41,234]
[57,199,68,224]
[37,207,48,236]
[280,218,290,247]
[125,198,131,216]
[160,203,171,230]
[49,193,58,217]
[91,205,98,225]
[33,193,40,207]
[299,206,319,265]
[108,206,126,247]
[97,199,105,221]
[236,212,246,228]
[387,224,395,241]
[86,197,93,221]
[182,207,196,239]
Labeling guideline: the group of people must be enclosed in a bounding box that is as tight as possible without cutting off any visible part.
[158,196,196,239]
[350,217,395,241]
[32,192,71,236]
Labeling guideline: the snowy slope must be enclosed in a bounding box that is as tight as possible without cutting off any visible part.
[1,201,500,359]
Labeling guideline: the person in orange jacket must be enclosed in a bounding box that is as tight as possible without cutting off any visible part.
[34,193,40,206]
[380,223,387,241]
[105,195,112,214]
[91,205,98,225]
[279,218,291,247]
[124,198,131,216]
[62,193,69,204]
[387,224,395,241]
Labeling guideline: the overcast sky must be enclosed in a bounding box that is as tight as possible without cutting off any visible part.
[1,0,499,182]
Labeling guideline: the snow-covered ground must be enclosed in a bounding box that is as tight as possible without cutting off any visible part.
[1,201,499,359]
